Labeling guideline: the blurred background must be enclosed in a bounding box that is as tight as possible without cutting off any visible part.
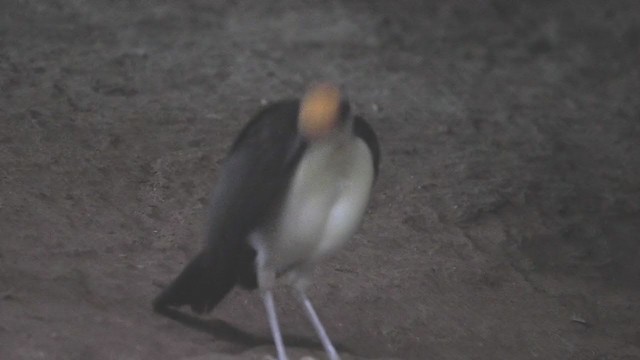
[1,0,638,359]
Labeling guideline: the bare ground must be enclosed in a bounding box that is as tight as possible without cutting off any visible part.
[1,1,639,359]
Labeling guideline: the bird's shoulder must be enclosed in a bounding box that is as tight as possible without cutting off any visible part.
[353,115,380,178]
[230,99,301,154]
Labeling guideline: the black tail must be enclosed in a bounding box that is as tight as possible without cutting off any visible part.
[153,249,236,314]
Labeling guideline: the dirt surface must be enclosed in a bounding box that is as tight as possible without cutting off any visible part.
[1,1,639,359]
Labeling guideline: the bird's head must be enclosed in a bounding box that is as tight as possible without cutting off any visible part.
[298,83,350,140]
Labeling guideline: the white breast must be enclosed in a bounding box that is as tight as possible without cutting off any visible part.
[259,135,375,272]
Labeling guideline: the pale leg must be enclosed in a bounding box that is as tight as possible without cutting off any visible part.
[295,285,341,360]
[251,233,289,360]
[262,290,288,360]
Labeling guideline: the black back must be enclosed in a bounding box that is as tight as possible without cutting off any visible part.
[207,100,308,289]
[154,100,307,313]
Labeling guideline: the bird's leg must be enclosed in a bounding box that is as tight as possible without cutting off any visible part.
[261,288,288,360]
[292,273,341,360]
[252,234,288,360]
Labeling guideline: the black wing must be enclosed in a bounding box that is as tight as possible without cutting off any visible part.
[205,99,308,286]
[153,100,307,313]
[208,99,306,245]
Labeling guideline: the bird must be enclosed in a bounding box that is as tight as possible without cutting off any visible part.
[153,83,380,360]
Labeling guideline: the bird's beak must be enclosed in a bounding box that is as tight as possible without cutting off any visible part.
[298,83,341,140]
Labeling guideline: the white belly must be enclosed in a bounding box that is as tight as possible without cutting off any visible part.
[258,136,374,272]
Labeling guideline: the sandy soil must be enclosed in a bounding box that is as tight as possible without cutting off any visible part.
[1,1,639,359]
